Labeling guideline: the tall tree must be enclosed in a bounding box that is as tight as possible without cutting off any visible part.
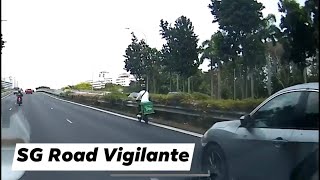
[304,0,319,75]
[200,31,226,99]
[209,0,267,98]
[124,32,162,92]
[124,33,146,82]
[278,0,317,83]
[144,47,162,93]
[160,16,201,93]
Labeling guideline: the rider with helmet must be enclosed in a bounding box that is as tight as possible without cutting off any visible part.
[16,90,23,104]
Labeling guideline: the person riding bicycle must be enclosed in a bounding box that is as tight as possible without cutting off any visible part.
[136,85,150,117]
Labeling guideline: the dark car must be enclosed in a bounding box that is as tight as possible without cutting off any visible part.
[201,82,319,180]
[25,89,33,94]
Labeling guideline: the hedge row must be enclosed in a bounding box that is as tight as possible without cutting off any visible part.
[61,91,265,112]
[60,92,264,112]
[150,93,265,112]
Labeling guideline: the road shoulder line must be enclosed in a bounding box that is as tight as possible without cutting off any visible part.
[1,93,12,100]
[42,93,203,138]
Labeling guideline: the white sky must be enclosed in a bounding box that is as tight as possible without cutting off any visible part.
[1,0,305,89]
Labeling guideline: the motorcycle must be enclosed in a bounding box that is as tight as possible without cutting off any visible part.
[17,96,22,106]
[137,101,155,124]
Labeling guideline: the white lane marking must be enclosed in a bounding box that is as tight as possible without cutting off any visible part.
[150,178,159,180]
[42,93,203,138]
[9,108,12,111]
[1,93,12,99]
[66,119,72,124]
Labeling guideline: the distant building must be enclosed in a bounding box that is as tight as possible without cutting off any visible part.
[86,71,136,88]
[1,80,12,89]
[85,80,103,89]
[115,73,136,87]
[87,71,115,89]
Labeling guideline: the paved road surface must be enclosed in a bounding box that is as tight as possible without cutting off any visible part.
[1,92,203,180]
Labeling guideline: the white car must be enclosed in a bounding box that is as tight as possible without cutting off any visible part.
[201,83,319,180]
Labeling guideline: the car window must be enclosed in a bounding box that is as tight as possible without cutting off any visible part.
[251,91,303,129]
[300,92,319,130]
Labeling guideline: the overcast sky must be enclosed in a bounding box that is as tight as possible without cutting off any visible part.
[1,0,305,89]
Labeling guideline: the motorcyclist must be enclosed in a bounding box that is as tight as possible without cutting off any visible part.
[136,85,150,117]
[16,90,23,104]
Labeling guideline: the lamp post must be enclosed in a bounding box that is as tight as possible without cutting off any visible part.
[125,27,149,91]
[125,27,147,44]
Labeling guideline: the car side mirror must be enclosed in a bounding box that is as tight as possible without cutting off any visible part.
[240,114,252,127]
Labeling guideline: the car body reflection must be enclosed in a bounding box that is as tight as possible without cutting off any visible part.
[2,109,31,180]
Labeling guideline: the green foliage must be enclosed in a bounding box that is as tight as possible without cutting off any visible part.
[123,81,142,93]
[146,93,264,111]
[304,0,319,47]
[61,86,71,91]
[124,33,162,93]
[278,0,316,71]
[191,92,211,100]
[150,94,168,104]
[124,33,145,81]
[104,83,123,93]
[103,92,128,103]
[74,82,92,90]
[167,93,193,105]
[197,98,265,112]
[209,0,265,59]
[160,16,201,79]
[119,0,319,101]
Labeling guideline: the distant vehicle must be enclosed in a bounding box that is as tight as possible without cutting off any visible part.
[201,82,319,180]
[25,89,33,94]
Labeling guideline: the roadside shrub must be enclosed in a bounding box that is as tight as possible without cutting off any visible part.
[150,94,168,104]
[167,93,192,105]
[191,92,210,100]
[103,92,128,104]
[95,91,265,112]
[196,98,265,112]
[60,91,73,97]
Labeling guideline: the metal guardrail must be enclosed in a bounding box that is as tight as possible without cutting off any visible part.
[99,100,242,121]
[36,89,62,95]
[39,89,244,121]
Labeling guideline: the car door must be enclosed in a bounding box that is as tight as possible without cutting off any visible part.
[288,90,319,180]
[234,90,304,180]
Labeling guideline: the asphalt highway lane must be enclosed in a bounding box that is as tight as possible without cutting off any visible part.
[1,92,204,180]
